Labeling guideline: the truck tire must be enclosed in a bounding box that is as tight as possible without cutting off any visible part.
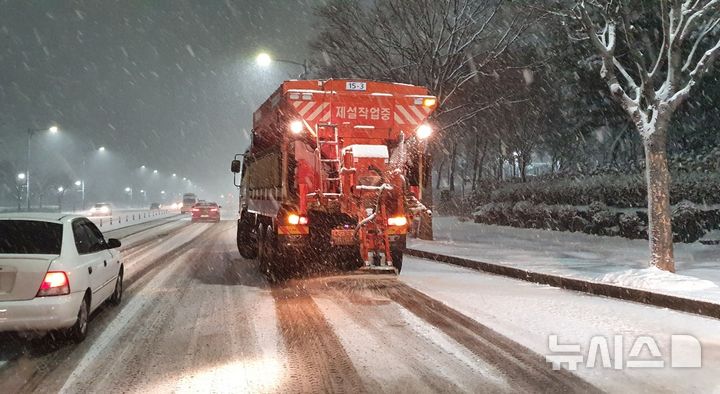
[237,219,258,259]
[261,225,283,281]
[390,248,403,274]
[257,224,268,273]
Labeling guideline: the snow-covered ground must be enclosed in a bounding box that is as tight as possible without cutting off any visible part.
[409,217,720,304]
[401,258,720,392]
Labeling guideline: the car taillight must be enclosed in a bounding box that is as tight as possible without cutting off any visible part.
[387,216,408,227]
[192,208,200,212]
[287,214,308,225]
[210,208,218,212]
[37,271,70,297]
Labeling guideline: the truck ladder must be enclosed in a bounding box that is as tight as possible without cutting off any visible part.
[315,124,342,195]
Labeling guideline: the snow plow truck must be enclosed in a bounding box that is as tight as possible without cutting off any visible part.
[231,79,435,276]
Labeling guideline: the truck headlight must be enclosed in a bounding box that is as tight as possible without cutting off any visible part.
[416,124,432,140]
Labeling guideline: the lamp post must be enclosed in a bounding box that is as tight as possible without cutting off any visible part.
[16,173,26,211]
[25,125,59,210]
[78,146,106,210]
[414,124,434,241]
[74,180,84,212]
[124,187,133,206]
[256,52,309,79]
[57,186,65,213]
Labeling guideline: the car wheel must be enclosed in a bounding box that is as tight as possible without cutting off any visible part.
[68,295,90,343]
[109,269,123,306]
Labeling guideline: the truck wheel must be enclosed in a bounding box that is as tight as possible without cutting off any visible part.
[237,220,258,259]
[261,226,281,281]
[257,224,268,273]
[390,248,403,274]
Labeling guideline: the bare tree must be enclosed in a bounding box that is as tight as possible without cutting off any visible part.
[312,0,537,123]
[574,1,720,272]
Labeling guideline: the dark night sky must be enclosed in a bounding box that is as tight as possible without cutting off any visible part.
[0,0,320,200]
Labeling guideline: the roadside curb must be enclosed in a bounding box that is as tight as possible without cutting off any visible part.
[405,248,720,320]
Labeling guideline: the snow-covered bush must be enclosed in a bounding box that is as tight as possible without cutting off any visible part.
[567,215,590,233]
[544,205,578,231]
[484,172,720,208]
[471,199,710,243]
[619,213,647,240]
[588,201,608,216]
[672,201,706,243]
[473,202,514,225]
[701,209,720,230]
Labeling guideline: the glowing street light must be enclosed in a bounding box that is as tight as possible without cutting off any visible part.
[256,52,272,67]
[256,51,308,78]
[17,173,26,180]
[57,186,64,193]
[172,173,177,177]
[98,146,106,152]
[153,169,158,174]
[75,180,82,187]
[25,125,60,210]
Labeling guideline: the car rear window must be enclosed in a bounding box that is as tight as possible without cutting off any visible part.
[0,220,63,254]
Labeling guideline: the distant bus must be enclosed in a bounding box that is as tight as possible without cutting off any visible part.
[181,193,198,213]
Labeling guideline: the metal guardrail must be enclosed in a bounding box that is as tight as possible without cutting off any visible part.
[93,210,171,228]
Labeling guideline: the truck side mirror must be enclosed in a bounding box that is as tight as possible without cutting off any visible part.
[231,159,241,173]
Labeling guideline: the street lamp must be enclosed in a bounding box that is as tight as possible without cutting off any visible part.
[17,173,26,181]
[57,186,66,213]
[124,187,133,206]
[411,124,434,241]
[256,52,309,79]
[25,125,60,210]
[78,146,107,210]
[153,169,158,174]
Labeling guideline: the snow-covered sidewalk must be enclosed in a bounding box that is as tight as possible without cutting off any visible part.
[408,217,720,305]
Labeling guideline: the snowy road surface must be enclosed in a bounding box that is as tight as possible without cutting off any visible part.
[0,219,717,392]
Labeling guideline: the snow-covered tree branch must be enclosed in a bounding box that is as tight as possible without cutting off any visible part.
[574,0,720,272]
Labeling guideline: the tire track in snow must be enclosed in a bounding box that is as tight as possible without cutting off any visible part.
[382,280,600,393]
[272,282,365,393]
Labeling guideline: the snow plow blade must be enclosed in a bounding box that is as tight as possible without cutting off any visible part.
[354,265,398,275]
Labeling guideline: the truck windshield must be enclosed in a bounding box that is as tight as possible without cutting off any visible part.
[0,220,63,255]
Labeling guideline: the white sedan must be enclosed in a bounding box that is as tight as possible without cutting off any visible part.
[0,213,124,342]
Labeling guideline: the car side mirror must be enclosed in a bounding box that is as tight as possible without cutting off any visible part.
[218,205,222,208]
[231,159,241,173]
[107,238,121,249]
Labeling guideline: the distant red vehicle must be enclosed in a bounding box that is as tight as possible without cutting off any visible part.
[191,202,220,223]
